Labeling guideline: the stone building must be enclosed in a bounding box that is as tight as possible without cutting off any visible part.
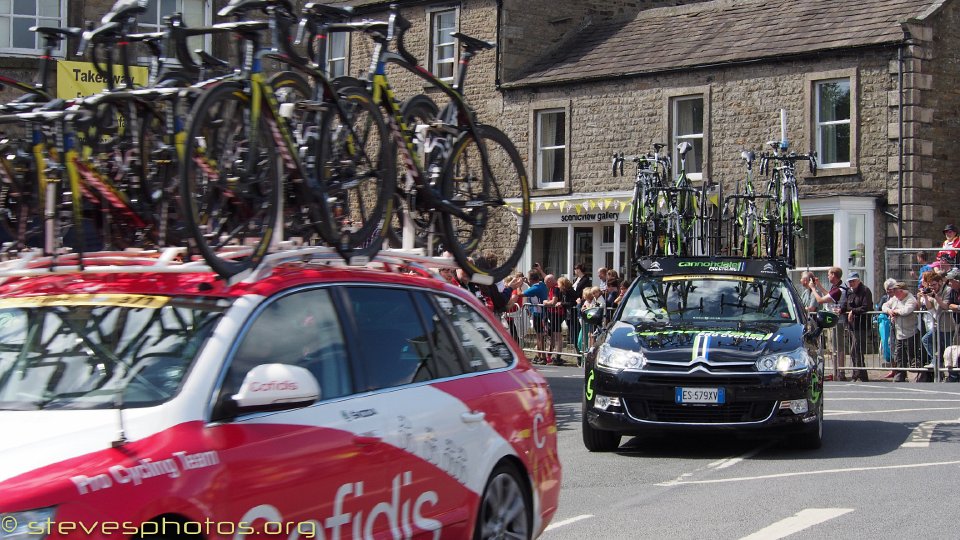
[2,0,957,288]
[335,0,958,289]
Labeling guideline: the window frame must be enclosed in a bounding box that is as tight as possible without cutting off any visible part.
[136,0,212,63]
[670,94,705,181]
[814,78,852,168]
[805,69,858,176]
[325,30,348,79]
[427,6,458,83]
[0,0,68,56]
[530,100,571,191]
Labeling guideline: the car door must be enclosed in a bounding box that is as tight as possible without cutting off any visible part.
[205,287,388,538]
[341,286,488,538]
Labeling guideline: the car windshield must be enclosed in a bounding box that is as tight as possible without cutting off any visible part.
[620,275,799,326]
[0,294,227,410]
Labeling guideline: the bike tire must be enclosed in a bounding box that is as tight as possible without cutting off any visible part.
[312,85,394,260]
[386,94,440,251]
[179,81,280,278]
[440,124,530,283]
[784,191,796,266]
[268,71,320,245]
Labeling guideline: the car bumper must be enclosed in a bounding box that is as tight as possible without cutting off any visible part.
[585,370,821,434]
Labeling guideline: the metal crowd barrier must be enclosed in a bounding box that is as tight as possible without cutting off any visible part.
[824,309,960,382]
[499,301,959,383]
[501,304,616,365]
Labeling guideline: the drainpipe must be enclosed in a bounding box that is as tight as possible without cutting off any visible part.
[897,29,911,249]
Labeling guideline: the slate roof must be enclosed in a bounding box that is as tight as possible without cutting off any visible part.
[510,0,942,87]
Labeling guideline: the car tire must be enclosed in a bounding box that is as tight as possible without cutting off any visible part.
[793,402,823,450]
[582,416,622,452]
[473,462,531,540]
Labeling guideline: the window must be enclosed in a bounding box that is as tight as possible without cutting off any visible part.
[430,8,456,81]
[816,78,851,167]
[138,0,209,56]
[326,31,347,78]
[433,297,512,371]
[224,289,351,402]
[532,227,568,277]
[536,109,566,188]
[672,95,704,179]
[0,0,63,54]
[346,287,437,390]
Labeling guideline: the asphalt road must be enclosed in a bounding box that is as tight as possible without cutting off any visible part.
[536,365,960,540]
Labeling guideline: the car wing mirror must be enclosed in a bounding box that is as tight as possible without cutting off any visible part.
[231,364,320,412]
[582,307,604,325]
[815,310,839,329]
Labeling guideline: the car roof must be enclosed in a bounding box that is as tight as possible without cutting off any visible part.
[0,249,477,303]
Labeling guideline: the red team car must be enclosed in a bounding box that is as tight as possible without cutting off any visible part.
[0,250,560,539]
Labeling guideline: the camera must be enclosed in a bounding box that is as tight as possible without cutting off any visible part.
[922,287,933,295]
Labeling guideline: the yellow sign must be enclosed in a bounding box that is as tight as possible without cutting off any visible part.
[0,294,170,309]
[56,60,149,99]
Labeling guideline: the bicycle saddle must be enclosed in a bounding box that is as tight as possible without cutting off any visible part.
[303,3,353,20]
[677,141,693,157]
[102,0,147,24]
[219,0,294,17]
[741,150,755,164]
[31,26,81,41]
[451,32,495,53]
[653,143,667,152]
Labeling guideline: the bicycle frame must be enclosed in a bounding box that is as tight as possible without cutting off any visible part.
[364,35,494,225]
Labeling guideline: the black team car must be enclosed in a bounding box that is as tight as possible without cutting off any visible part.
[582,257,838,451]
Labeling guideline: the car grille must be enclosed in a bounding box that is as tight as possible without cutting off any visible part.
[637,375,763,387]
[625,399,777,424]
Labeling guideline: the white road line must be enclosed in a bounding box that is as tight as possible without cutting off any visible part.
[901,418,960,448]
[845,384,960,395]
[739,508,854,540]
[543,514,593,531]
[708,442,774,470]
[826,407,960,416]
[828,397,960,401]
[656,460,960,486]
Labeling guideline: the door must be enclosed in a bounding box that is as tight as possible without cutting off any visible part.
[207,288,387,537]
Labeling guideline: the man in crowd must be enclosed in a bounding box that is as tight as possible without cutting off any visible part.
[810,266,848,380]
[841,272,873,382]
[882,282,919,383]
[798,271,818,313]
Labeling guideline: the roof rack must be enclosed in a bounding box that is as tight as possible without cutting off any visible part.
[0,245,460,286]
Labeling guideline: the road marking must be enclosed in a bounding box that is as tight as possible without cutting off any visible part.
[828,397,960,401]
[901,418,960,447]
[826,407,960,416]
[708,442,774,470]
[543,514,593,531]
[656,460,960,486]
[842,384,960,395]
[739,508,854,540]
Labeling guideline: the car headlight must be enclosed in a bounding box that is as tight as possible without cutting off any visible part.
[756,348,812,373]
[0,507,56,540]
[596,343,647,371]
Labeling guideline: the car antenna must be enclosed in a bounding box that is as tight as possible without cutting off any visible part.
[112,388,128,448]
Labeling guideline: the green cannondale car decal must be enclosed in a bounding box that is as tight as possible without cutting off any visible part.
[585,370,595,400]
[810,371,822,403]
[628,329,773,341]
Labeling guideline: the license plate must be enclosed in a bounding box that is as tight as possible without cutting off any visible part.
[675,387,725,404]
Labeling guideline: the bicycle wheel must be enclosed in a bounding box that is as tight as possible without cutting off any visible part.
[269,71,320,245]
[179,81,280,278]
[440,124,530,283]
[386,94,440,250]
[312,85,393,259]
[783,188,797,266]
